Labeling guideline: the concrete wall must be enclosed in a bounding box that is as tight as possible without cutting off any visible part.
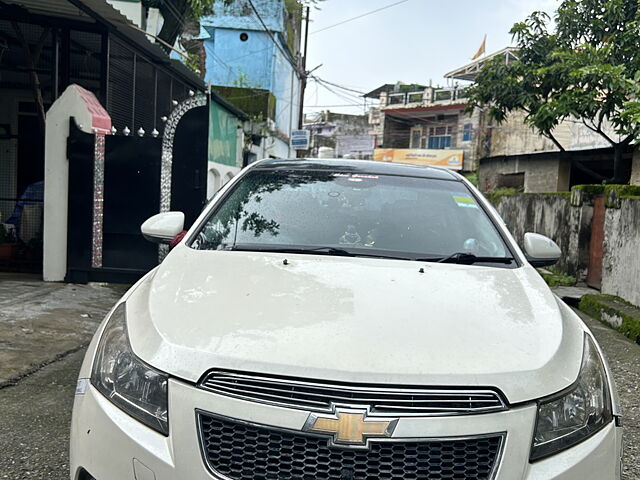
[602,198,640,307]
[494,192,640,307]
[485,112,615,158]
[494,194,590,277]
[480,155,571,193]
[631,149,640,186]
[204,29,274,89]
[203,0,285,32]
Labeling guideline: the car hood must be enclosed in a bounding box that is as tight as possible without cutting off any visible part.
[125,245,585,404]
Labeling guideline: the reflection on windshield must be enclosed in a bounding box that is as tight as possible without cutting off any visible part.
[191,169,509,261]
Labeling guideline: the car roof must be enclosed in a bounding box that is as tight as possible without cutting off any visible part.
[251,158,461,181]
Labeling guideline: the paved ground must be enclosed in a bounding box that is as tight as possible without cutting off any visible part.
[0,273,124,386]
[0,279,638,479]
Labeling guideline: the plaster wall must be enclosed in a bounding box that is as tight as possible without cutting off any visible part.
[601,198,640,307]
[479,156,570,193]
[494,194,588,278]
[43,88,94,281]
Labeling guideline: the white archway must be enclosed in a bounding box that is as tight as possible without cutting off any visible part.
[208,168,221,199]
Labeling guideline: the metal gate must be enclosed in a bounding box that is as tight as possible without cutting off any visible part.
[171,105,208,228]
[66,95,208,284]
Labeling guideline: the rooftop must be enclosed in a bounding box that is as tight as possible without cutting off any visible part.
[445,47,519,82]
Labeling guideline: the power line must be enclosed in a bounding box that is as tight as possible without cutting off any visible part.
[313,78,363,104]
[304,104,365,108]
[311,75,365,95]
[245,0,302,75]
[311,0,411,35]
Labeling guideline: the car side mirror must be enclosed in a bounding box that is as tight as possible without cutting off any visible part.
[523,232,561,267]
[141,212,185,244]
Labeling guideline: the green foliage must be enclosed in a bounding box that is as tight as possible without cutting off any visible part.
[185,52,201,73]
[539,270,576,287]
[579,293,640,343]
[184,0,318,19]
[467,0,640,179]
[571,184,606,195]
[463,172,479,187]
[604,184,640,198]
[213,85,276,120]
[484,187,518,205]
[231,72,252,88]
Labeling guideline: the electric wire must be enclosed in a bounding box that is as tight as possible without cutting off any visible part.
[310,0,412,35]
[245,0,302,74]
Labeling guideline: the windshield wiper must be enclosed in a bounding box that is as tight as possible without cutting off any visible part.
[417,252,515,265]
[220,244,407,260]
[221,244,358,256]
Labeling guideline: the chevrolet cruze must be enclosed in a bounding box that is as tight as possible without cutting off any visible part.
[70,159,623,480]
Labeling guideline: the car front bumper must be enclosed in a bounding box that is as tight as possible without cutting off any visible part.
[70,377,622,480]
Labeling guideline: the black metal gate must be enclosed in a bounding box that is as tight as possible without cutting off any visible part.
[66,98,208,284]
[171,105,208,228]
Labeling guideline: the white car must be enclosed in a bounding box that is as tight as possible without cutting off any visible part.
[70,159,622,480]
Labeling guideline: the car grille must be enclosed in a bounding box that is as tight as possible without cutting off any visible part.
[198,370,506,416]
[198,412,503,480]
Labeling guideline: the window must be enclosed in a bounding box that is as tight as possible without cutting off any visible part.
[428,136,452,149]
[463,124,473,142]
[428,125,453,149]
[190,169,510,262]
[240,32,249,41]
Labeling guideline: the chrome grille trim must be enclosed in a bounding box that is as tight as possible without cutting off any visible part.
[198,370,507,416]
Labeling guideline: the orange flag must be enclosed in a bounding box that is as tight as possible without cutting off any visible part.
[472,35,487,60]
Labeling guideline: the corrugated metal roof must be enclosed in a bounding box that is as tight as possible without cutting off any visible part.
[1,0,92,20]
[2,0,204,90]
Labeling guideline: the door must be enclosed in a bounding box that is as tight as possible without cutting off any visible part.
[587,195,605,289]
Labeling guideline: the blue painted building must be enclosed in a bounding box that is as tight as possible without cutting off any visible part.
[201,0,303,158]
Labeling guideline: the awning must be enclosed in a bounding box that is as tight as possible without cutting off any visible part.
[1,0,204,90]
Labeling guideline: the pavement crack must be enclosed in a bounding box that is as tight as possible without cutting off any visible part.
[0,343,88,390]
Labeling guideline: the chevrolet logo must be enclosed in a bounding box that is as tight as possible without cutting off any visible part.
[303,409,398,447]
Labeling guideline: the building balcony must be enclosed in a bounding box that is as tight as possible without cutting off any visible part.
[383,87,468,110]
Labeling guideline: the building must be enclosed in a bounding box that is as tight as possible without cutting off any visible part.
[199,0,303,159]
[303,111,373,159]
[0,0,204,275]
[366,82,481,172]
[445,48,640,192]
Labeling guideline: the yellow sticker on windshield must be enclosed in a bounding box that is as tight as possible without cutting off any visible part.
[453,196,479,208]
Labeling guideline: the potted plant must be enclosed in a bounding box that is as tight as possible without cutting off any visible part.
[0,223,19,260]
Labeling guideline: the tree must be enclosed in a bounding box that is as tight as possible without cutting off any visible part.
[468,0,640,184]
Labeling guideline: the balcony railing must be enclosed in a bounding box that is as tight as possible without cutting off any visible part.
[385,88,468,107]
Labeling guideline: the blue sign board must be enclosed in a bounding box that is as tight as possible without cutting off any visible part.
[291,130,310,150]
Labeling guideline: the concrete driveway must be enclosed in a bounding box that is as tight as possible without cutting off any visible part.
[0,273,124,386]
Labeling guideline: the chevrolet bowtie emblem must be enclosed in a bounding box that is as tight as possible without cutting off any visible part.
[303,409,398,447]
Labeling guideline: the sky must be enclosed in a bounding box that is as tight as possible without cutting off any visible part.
[303,0,559,115]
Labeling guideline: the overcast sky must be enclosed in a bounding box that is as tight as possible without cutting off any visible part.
[303,0,559,115]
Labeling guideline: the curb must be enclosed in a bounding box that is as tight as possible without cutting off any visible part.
[579,294,640,345]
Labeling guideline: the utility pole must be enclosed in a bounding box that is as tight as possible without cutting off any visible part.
[298,6,310,130]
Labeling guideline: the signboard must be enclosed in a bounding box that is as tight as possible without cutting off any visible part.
[291,129,310,150]
[373,148,464,170]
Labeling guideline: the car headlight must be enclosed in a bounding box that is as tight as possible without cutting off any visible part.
[90,303,169,435]
[530,334,612,461]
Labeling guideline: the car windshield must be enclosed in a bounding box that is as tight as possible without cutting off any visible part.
[190,168,512,264]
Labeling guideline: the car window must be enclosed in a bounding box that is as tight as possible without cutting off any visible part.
[190,169,509,261]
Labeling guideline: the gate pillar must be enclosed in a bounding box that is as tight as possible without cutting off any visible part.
[43,85,111,281]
